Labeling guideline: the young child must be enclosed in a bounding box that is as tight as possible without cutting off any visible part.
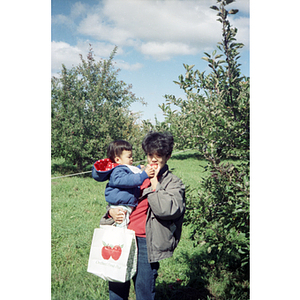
[92,140,154,227]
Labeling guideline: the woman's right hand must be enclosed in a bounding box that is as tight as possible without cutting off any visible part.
[109,207,126,224]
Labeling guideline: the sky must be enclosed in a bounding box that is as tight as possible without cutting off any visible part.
[51,0,250,123]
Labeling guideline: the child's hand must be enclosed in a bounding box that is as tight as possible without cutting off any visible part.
[145,164,155,178]
[139,164,145,169]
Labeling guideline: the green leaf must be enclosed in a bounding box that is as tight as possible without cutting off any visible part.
[210,5,219,11]
[228,9,239,15]
[187,64,195,71]
[238,248,246,254]
[241,261,249,267]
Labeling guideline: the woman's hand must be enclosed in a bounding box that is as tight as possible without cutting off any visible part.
[150,165,160,190]
[109,207,126,224]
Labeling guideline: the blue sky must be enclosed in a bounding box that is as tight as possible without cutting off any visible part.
[51,0,249,123]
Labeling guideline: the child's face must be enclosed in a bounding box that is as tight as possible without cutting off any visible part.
[147,153,170,170]
[115,150,133,165]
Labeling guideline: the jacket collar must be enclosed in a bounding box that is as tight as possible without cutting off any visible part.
[158,164,169,181]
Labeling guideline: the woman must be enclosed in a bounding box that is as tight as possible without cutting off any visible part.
[101,131,185,300]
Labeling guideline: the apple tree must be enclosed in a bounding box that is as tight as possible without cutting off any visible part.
[51,46,144,171]
[159,0,250,296]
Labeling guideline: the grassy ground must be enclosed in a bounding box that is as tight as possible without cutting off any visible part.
[51,151,219,299]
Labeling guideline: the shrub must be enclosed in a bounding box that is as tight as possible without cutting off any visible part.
[51,45,146,171]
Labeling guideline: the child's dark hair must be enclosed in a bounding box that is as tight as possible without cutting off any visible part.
[107,140,132,163]
[142,131,174,157]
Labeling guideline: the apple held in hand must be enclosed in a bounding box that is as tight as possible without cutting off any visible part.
[151,164,158,170]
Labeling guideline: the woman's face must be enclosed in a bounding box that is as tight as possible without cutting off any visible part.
[147,153,170,170]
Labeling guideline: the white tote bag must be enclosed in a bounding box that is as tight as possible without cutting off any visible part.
[87,225,137,282]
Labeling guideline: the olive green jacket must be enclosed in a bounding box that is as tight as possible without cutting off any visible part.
[100,164,186,263]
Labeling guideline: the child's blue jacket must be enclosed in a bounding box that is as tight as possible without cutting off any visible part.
[92,160,148,207]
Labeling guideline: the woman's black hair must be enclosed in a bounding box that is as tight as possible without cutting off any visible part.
[107,140,132,163]
[142,131,174,157]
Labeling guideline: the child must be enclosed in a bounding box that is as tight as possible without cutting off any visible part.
[92,140,154,227]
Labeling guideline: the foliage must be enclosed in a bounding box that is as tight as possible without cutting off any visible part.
[159,0,250,297]
[51,45,146,171]
[160,1,249,161]
[186,159,250,298]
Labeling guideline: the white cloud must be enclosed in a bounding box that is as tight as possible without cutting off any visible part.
[140,42,198,61]
[95,0,222,47]
[76,0,248,60]
[70,2,89,18]
[234,0,250,15]
[52,2,89,27]
[52,0,249,65]
[51,40,141,75]
[52,14,75,29]
[230,17,250,47]
[78,13,133,45]
[79,40,121,58]
[115,60,143,71]
[51,41,82,71]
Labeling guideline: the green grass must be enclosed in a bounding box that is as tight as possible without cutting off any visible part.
[51,150,237,299]
[51,175,109,299]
